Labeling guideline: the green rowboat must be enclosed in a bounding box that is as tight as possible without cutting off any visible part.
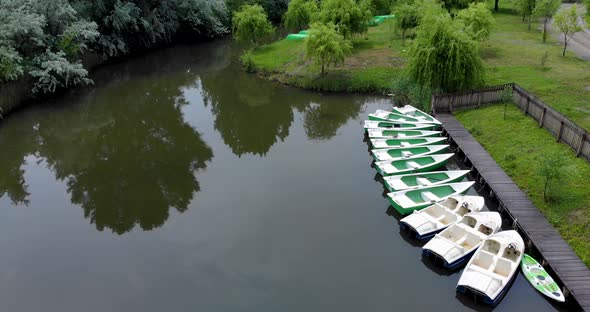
[368,110,433,124]
[387,181,475,215]
[370,137,447,149]
[382,170,470,192]
[392,105,441,125]
[521,254,565,302]
[371,144,449,162]
[363,120,438,132]
[367,129,442,139]
[374,153,454,176]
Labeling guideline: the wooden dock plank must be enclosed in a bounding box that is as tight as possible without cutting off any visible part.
[437,113,590,311]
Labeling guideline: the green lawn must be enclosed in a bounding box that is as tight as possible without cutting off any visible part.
[483,10,590,130]
[247,22,406,93]
[250,9,590,129]
[456,104,590,268]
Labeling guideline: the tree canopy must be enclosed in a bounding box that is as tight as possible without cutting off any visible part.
[532,0,561,42]
[232,4,274,46]
[314,0,373,39]
[554,4,583,56]
[283,0,317,31]
[407,11,484,92]
[305,22,352,75]
[456,2,495,41]
[0,0,232,93]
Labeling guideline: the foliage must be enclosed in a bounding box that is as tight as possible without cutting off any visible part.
[314,0,373,39]
[538,152,571,202]
[29,49,92,93]
[392,3,420,41]
[232,4,274,46]
[532,0,561,43]
[512,0,536,29]
[441,0,473,13]
[553,4,584,56]
[407,11,484,92]
[456,2,495,41]
[373,0,396,15]
[0,45,24,82]
[283,0,317,31]
[390,75,432,110]
[226,0,289,23]
[305,23,353,75]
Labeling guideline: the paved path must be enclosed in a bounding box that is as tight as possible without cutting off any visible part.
[549,4,590,60]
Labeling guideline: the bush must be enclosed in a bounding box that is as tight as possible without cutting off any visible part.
[390,75,432,111]
[29,49,92,93]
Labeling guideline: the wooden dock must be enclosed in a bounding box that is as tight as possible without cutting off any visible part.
[437,113,590,311]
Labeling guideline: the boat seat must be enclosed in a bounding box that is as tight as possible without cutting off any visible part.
[416,177,430,186]
[401,151,413,158]
[421,191,440,203]
[406,161,420,169]
[400,142,410,147]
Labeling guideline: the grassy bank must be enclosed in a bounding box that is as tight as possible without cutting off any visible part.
[249,9,590,129]
[247,22,405,93]
[456,104,590,268]
[483,10,590,130]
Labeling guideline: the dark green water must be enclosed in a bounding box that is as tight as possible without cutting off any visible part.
[0,40,564,311]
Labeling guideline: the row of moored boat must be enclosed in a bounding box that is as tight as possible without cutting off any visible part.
[364,105,565,306]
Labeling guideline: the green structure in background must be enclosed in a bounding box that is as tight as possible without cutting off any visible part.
[369,15,395,26]
[286,15,394,40]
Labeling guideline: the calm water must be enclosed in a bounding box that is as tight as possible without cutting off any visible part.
[0,40,564,311]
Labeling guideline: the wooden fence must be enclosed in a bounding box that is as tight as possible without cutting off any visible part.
[431,83,590,162]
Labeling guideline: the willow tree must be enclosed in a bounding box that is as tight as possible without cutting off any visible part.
[232,4,274,46]
[392,3,420,42]
[456,2,495,41]
[283,0,317,31]
[305,23,352,75]
[407,12,484,92]
[533,0,561,43]
[314,0,373,39]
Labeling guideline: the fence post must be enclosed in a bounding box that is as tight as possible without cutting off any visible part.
[477,92,481,108]
[525,97,530,115]
[576,133,586,157]
[539,107,546,128]
[449,97,453,114]
[556,121,564,142]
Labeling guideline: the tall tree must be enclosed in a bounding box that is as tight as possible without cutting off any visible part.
[305,23,352,75]
[232,4,274,46]
[532,0,561,43]
[283,0,317,31]
[392,3,420,42]
[314,0,373,39]
[456,2,495,41]
[407,11,484,92]
[554,4,584,56]
[514,0,537,30]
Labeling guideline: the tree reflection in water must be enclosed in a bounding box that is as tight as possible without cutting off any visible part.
[0,40,368,234]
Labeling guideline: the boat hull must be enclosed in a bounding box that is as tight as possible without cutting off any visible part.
[422,248,475,270]
[383,170,468,192]
[376,158,448,177]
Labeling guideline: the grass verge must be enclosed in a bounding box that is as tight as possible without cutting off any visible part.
[247,22,405,94]
[456,104,590,268]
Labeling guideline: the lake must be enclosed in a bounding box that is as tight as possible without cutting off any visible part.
[0,39,564,311]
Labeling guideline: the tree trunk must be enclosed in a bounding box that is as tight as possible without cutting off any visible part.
[495,0,499,11]
[543,19,547,43]
[528,16,532,31]
[563,37,567,56]
[321,62,325,76]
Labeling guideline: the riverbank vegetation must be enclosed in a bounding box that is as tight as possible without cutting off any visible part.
[0,0,240,98]
[246,1,590,129]
[456,104,590,268]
